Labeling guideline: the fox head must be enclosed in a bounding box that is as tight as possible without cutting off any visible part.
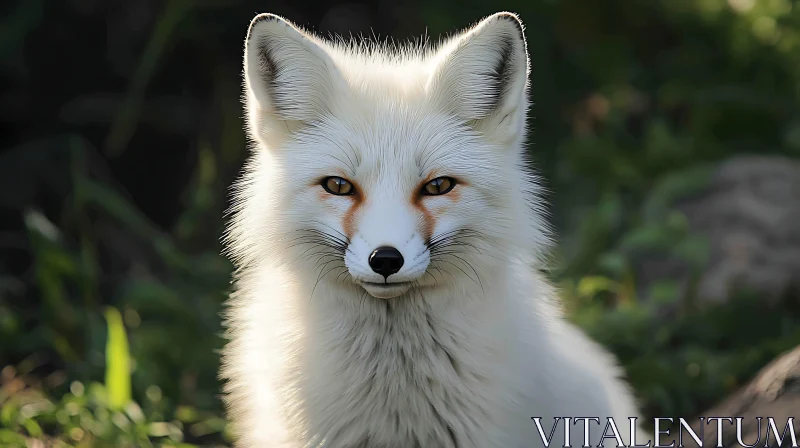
[226,12,550,300]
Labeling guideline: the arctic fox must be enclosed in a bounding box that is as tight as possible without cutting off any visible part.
[221,11,644,448]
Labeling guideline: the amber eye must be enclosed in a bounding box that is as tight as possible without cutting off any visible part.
[422,177,456,196]
[321,176,355,195]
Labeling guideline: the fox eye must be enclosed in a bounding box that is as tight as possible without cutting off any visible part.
[321,176,355,196]
[422,177,456,196]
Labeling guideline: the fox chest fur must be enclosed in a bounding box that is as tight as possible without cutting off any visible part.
[293,285,526,447]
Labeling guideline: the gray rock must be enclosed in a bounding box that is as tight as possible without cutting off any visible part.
[636,155,800,306]
[689,344,800,448]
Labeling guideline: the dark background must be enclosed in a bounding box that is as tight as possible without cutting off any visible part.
[2,0,799,446]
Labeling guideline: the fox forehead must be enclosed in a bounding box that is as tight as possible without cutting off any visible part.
[290,104,491,183]
[290,106,475,242]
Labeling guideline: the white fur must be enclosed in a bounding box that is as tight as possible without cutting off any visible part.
[221,12,644,447]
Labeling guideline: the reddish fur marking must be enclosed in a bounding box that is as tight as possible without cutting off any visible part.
[412,174,464,243]
[314,174,364,240]
[447,185,461,201]
[411,172,436,243]
[427,187,459,235]
[410,173,446,243]
[342,189,364,240]
[413,197,436,244]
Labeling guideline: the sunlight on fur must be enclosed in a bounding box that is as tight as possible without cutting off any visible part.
[220,11,645,448]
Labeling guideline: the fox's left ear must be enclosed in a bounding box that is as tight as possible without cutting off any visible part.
[243,13,345,145]
[427,12,530,140]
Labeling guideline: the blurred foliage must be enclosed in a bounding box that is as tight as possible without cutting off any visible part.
[1,366,229,447]
[1,0,800,445]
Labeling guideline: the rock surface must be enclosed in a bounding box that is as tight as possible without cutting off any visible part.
[636,155,800,306]
[682,345,800,448]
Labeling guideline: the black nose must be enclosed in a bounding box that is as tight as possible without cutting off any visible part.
[368,246,404,279]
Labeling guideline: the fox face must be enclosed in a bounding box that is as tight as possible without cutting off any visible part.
[271,108,514,299]
[228,12,547,299]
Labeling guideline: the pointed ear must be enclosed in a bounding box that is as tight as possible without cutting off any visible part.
[243,14,344,140]
[426,12,530,139]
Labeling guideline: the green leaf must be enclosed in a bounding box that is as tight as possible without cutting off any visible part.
[648,280,682,304]
[76,178,162,242]
[0,429,27,445]
[642,166,714,223]
[618,224,672,252]
[577,276,619,299]
[672,234,711,269]
[104,307,132,411]
[22,418,42,437]
[596,252,628,276]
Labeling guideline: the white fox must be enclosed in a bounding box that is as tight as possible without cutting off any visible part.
[221,11,644,448]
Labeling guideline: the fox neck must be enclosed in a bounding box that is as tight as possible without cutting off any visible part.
[296,250,528,352]
[300,267,525,384]
[288,268,532,444]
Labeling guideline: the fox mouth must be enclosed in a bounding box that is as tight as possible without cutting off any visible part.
[361,281,410,287]
[358,280,412,299]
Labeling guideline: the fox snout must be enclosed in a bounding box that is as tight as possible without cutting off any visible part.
[340,194,433,297]
[368,246,405,279]
[345,237,427,298]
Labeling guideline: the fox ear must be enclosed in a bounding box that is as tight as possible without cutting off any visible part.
[243,14,343,139]
[427,12,530,137]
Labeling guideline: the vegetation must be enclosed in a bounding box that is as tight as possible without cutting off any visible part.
[1,0,798,445]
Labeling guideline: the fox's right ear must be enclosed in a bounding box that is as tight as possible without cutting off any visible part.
[243,14,343,140]
[426,12,530,143]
